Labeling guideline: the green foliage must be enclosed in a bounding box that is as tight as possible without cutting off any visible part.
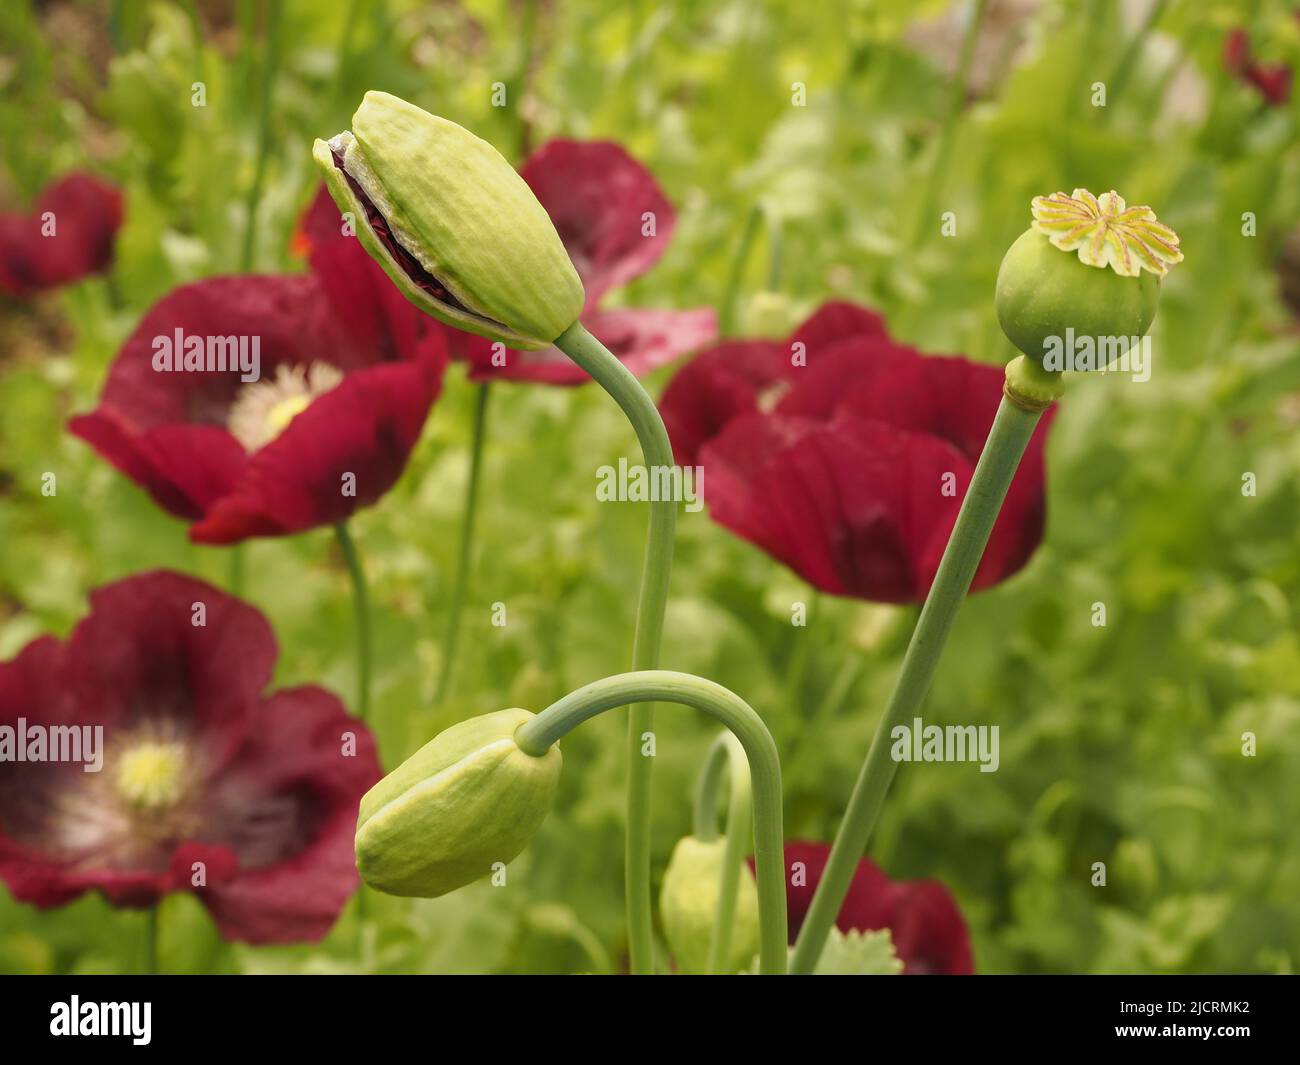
[1,0,1298,975]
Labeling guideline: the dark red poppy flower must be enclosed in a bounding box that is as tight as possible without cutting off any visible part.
[0,571,381,943]
[445,140,716,384]
[0,172,124,297]
[754,841,974,974]
[660,302,1052,603]
[1224,24,1294,106]
[69,229,447,544]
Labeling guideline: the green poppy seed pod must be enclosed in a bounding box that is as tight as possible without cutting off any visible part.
[995,189,1181,368]
[313,91,584,350]
[355,708,561,898]
[659,835,760,974]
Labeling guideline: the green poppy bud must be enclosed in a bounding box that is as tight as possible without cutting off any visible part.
[659,835,760,974]
[995,189,1181,368]
[355,708,561,898]
[744,289,793,339]
[313,91,584,350]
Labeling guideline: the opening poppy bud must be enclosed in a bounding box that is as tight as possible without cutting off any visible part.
[659,835,760,974]
[995,189,1181,368]
[313,91,585,350]
[354,708,561,898]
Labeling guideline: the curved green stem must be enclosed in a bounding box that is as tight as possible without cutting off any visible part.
[693,735,728,841]
[553,323,677,976]
[790,390,1043,974]
[693,732,753,974]
[516,671,786,975]
[239,0,280,271]
[436,382,491,703]
[334,522,372,723]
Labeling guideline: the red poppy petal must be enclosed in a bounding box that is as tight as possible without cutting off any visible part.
[295,184,350,257]
[69,412,247,521]
[703,413,971,602]
[760,841,975,973]
[522,139,675,307]
[775,337,918,422]
[198,686,380,944]
[66,572,276,762]
[0,172,123,296]
[887,879,977,974]
[31,172,124,287]
[309,233,449,369]
[189,357,440,543]
[786,300,889,358]
[658,339,787,465]
[784,346,1053,594]
[80,275,329,432]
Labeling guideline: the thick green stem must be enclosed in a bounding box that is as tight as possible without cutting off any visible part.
[790,392,1043,974]
[334,522,372,723]
[516,671,786,975]
[239,0,280,271]
[693,732,753,974]
[435,382,491,703]
[553,322,677,976]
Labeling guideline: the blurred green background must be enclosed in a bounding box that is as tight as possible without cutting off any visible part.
[1,0,1299,974]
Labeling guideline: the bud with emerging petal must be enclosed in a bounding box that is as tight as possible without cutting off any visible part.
[659,835,760,974]
[996,189,1181,368]
[355,708,561,897]
[314,91,584,350]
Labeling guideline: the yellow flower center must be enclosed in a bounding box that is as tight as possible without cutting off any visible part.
[227,362,344,452]
[115,741,188,810]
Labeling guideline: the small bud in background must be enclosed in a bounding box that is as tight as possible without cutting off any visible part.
[744,289,794,339]
[659,836,760,974]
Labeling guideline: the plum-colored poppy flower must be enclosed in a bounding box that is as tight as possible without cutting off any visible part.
[0,571,381,943]
[69,233,446,544]
[0,172,124,297]
[754,841,974,974]
[445,140,717,384]
[659,302,1052,603]
[1224,25,1294,105]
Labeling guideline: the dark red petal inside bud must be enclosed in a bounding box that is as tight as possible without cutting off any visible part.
[331,148,482,319]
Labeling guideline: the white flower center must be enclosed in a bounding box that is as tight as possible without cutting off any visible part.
[227,362,344,452]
